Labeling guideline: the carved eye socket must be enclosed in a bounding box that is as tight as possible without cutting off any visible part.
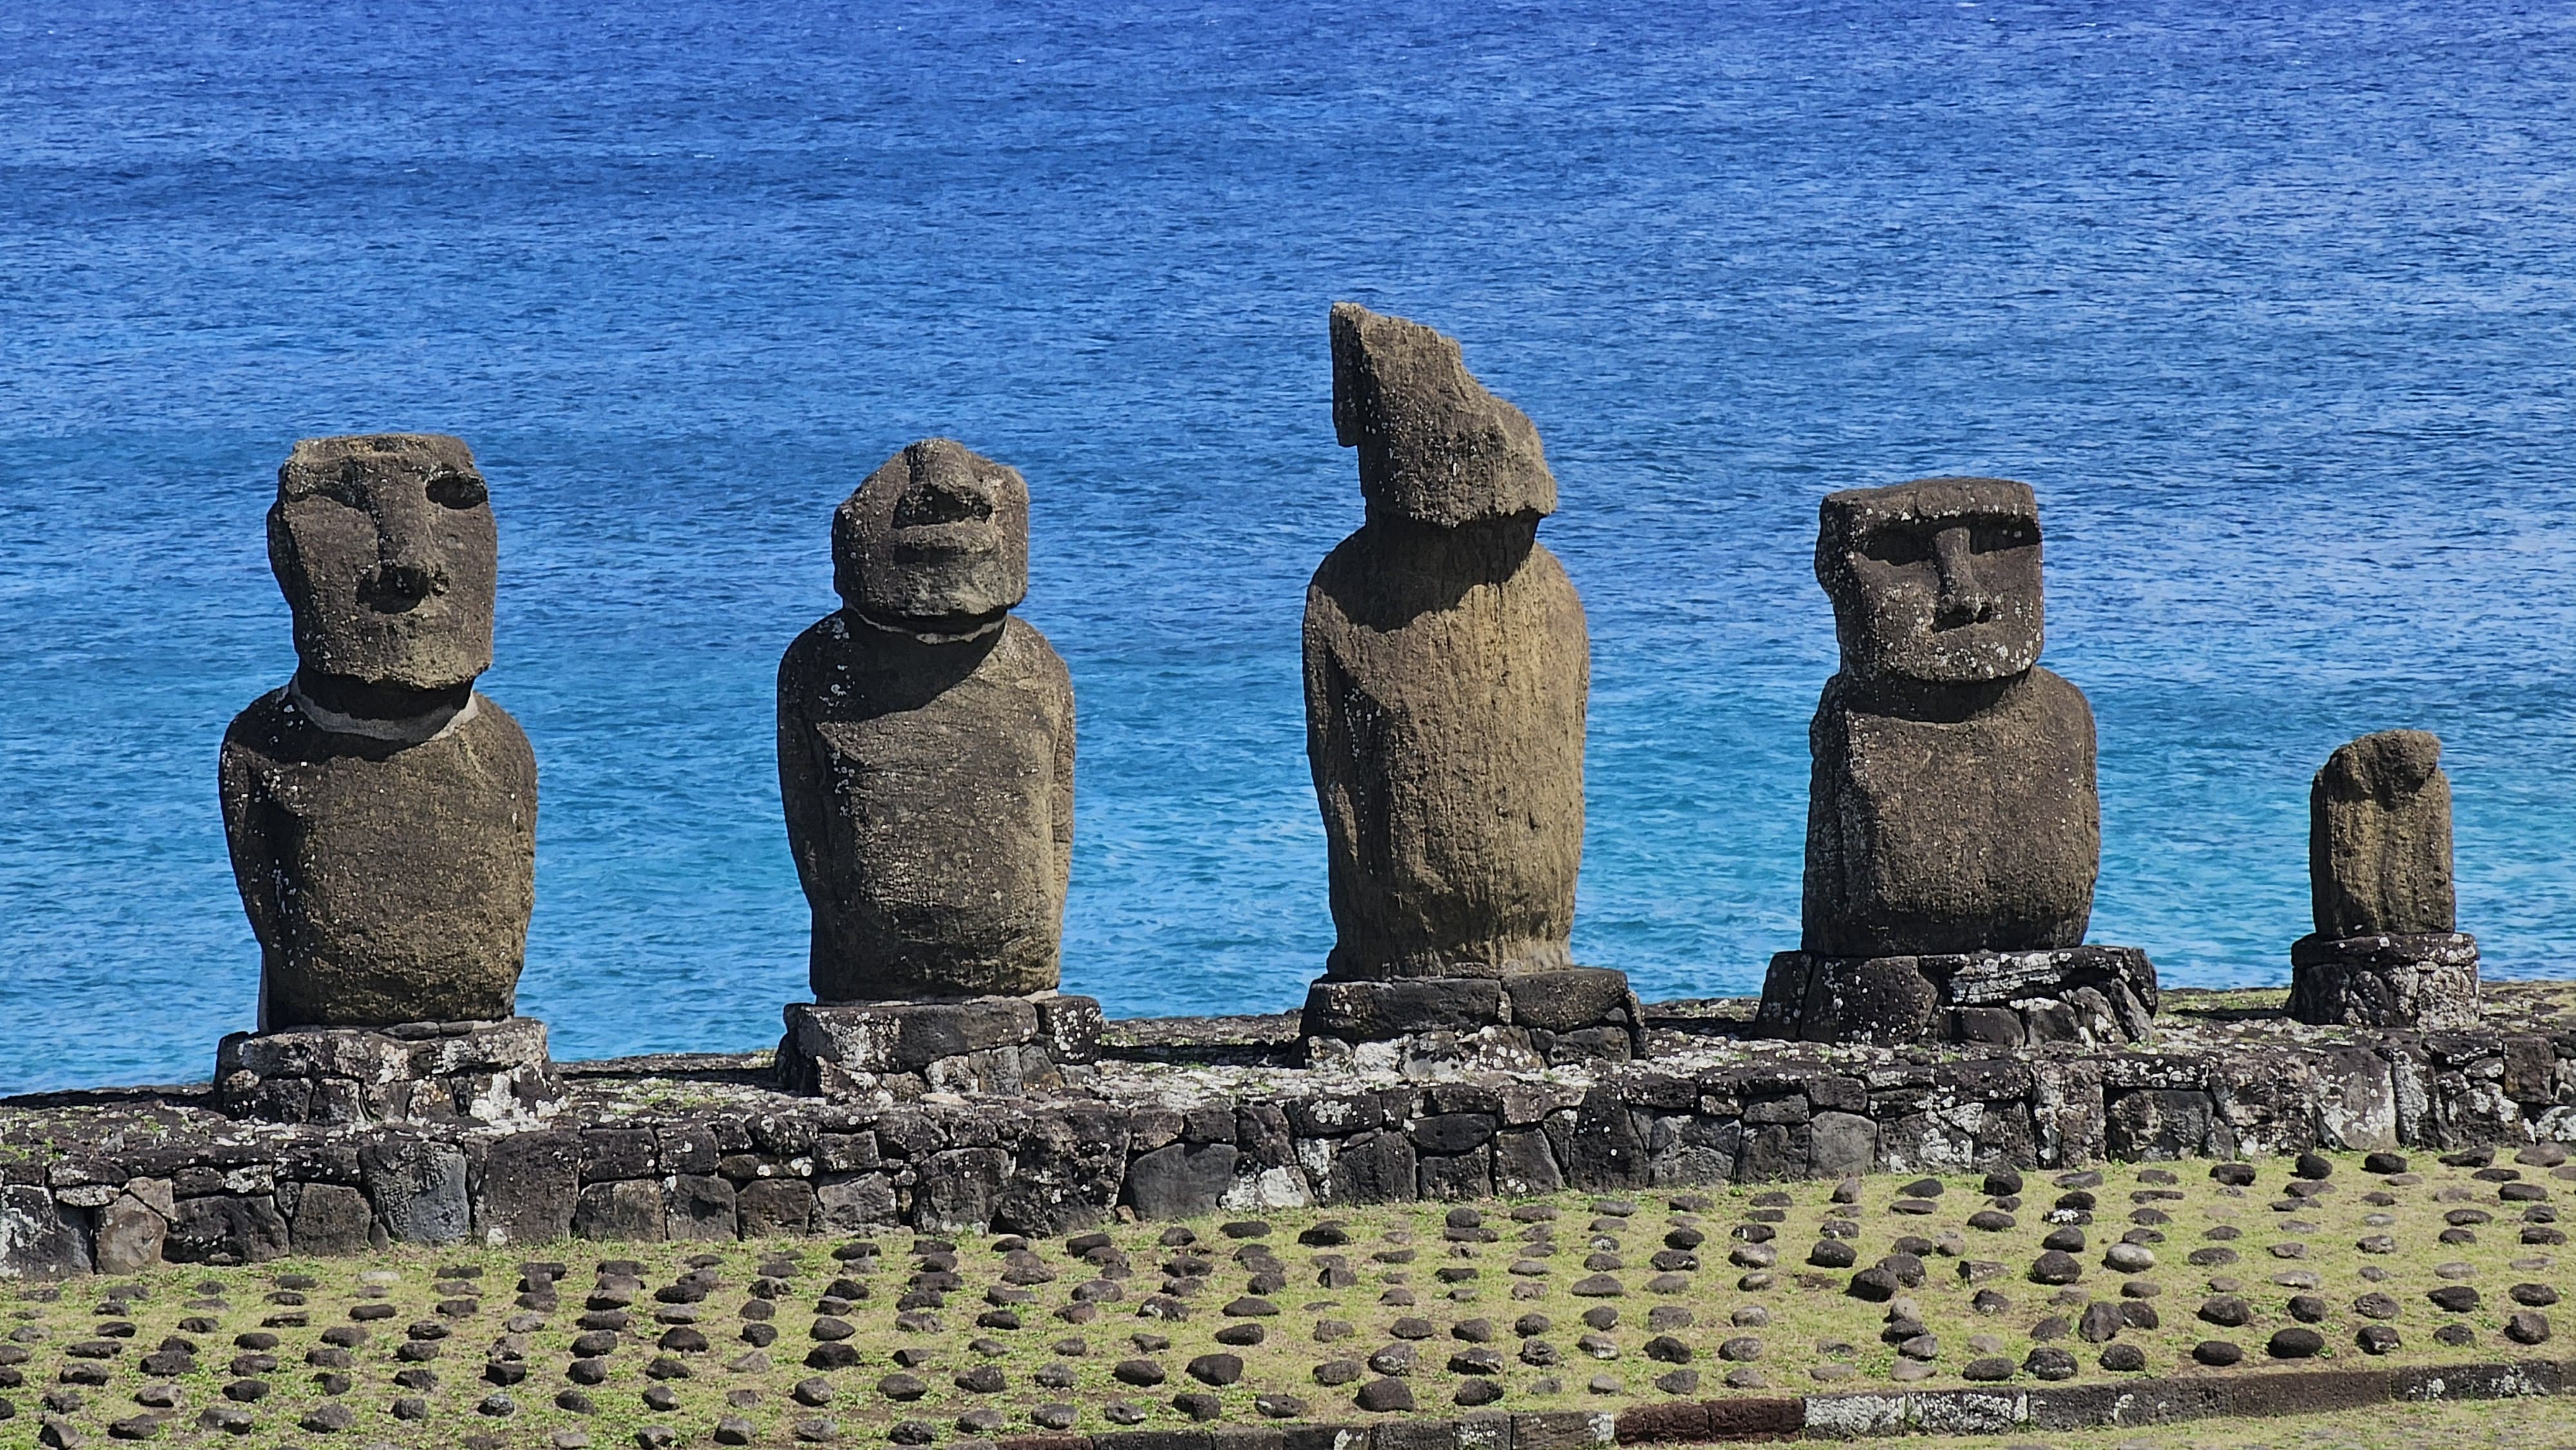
[426,471,488,510]
[1969,518,2036,554]
[1857,525,1928,567]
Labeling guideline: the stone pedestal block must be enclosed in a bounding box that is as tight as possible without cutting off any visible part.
[1757,946,2156,1048]
[214,1017,561,1127]
[2289,931,2481,1031]
[1299,966,1646,1069]
[775,994,1102,1100]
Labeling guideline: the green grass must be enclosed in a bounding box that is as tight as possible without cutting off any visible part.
[1,1146,2568,1447]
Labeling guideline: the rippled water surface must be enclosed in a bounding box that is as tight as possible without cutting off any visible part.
[4,1,2574,1091]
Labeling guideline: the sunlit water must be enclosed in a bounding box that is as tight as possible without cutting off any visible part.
[4,0,2574,1091]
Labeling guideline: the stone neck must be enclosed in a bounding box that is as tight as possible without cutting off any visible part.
[1358,510,1540,578]
[288,670,477,745]
[844,605,1009,647]
[1836,669,2029,722]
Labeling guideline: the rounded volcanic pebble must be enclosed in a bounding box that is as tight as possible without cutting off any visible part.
[2198,1295,2251,1328]
[2029,1251,2082,1286]
[1356,1378,1414,1413]
[2267,1327,2325,1359]
[2429,1286,2481,1313]
[2193,1340,2244,1367]
[2022,1347,2077,1381]
[2099,1342,2147,1372]
[2508,1312,2553,1346]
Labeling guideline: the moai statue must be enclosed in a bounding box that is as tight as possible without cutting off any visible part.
[1296,303,1644,1067]
[2288,730,2479,1028]
[773,438,1100,1098]
[1756,477,2157,1047]
[215,435,556,1125]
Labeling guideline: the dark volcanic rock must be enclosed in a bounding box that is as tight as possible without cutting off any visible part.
[1303,303,1589,984]
[2289,731,2480,1030]
[780,439,1072,1001]
[2307,730,2456,939]
[2266,1327,2324,1359]
[220,433,534,1027]
[1798,478,2096,959]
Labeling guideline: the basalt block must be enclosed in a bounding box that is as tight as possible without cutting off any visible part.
[1759,946,2156,1048]
[1299,969,1643,1069]
[213,1017,562,1128]
[2289,932,2481,1031]
[775,995,1103,1100]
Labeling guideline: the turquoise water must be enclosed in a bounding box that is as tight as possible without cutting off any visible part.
[4,1,2574,1091]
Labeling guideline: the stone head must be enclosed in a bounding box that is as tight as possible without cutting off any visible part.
[269,433,496,692]
[2318,728,2443,806]
[1817,477,2044,684]
[833,439,1030,634]
[1331,302,1555,527]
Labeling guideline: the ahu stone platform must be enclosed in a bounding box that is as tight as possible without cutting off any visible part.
[10,983,2576,1279]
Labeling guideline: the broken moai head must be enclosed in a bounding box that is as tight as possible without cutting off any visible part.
[833,438,1031,635]
[1330,302,1555,527]
[1816,477,2043,685]
[269,434,497,692]
[2311,729,2456,939]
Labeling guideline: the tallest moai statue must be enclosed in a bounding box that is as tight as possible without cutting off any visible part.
[1298,304,1645,1066]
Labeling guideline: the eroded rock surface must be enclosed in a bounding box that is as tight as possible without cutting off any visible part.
[1305,304,1587,984]
[218,434,536,1030]
[2291,730,2477,1029]
[1766,478,2139,1045]
[779,439,1074,1002]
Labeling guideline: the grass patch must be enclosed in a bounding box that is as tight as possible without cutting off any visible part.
[1,1145,2567,1447]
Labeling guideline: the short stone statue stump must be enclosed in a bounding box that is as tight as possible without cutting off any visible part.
[214,1017,562,1128]
[2290,931,2481,1031]
[1757,946,2158,1047]
[1301,966,1647,1069]
[776,994,1104,1099]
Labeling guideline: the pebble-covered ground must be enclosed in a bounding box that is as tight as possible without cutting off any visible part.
[5,1145,2573,1448]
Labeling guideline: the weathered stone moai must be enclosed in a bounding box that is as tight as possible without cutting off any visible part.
[216,434,557,1125]
[1757,477,2157,1047]
[2288,730,2480,1029]
[1298,303,1644,1068]
[773,438,1101,1099]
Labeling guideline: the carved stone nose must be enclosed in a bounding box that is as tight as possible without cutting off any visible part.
[359,560,437,612]
[1928,527,1996,630]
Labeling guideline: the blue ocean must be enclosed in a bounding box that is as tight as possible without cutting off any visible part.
[4,1,2573,1093]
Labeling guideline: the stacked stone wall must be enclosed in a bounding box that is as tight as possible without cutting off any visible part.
[11,990,2576,1279]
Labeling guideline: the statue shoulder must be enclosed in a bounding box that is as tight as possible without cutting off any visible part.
[220,687,296,760]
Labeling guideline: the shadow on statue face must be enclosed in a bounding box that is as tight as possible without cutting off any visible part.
[833,438,1030,635]
[268,433,497,693]
[1818,476,2044,685]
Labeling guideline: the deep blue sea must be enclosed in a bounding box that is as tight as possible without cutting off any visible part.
[4,1,2574,1093]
